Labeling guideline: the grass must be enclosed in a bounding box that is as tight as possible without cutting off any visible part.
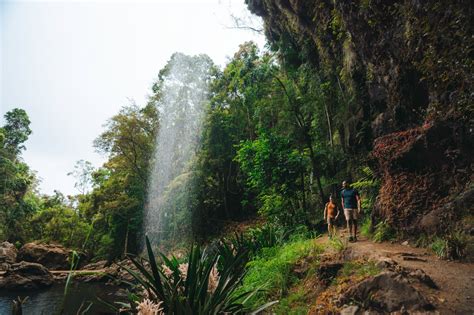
[329,235,347,252]
[431,231,468,260]
[360,217,372,238]
[274,288,309,315]
[338,260,380,280]
[236,238,323,310]
[430,237,446,258]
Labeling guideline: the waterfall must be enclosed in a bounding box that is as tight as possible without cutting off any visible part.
[144,53,213,246]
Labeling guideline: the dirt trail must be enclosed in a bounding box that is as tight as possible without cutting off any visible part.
[316,235,474,314]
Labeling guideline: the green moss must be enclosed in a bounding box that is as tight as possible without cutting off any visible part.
[366,62,375,83]
[330,9,345,40]
[339,34,357,90]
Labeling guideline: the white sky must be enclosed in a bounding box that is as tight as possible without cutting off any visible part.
[0,0,265,196]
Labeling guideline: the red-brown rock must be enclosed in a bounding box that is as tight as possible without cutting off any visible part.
[0,241,18,270]
[0,261,53,290]
[18,243,72,270]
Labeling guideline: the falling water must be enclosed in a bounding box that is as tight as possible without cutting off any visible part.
[144,53,213,246]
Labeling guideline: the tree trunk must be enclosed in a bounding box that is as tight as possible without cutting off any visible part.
[123,220,129,257]
[221,169,230,219]
[305,135,326,205]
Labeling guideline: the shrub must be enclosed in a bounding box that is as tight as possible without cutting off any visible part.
[431,231,467,260]
[107,236,269,314]
[235,238,323,309]
[352,167,380,213]
[360,217,372,238]
[372,220,396,242]
[430,237,446,258]
[329,235,347,252]
[222,223,289,260]
[274,288,308,314]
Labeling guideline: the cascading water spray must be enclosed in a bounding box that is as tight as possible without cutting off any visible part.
[145,53,213,246]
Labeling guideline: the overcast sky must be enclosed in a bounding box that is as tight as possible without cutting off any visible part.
[0,0,265,196]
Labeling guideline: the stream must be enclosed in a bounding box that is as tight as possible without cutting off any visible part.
[0,283,124,315]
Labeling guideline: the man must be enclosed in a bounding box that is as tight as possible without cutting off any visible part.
[341,180,361,242]
[324,195,339,238]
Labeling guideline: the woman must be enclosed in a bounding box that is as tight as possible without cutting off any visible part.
[324,195,339,238]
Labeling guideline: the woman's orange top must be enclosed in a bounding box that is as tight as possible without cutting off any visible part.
[326,202,336,218]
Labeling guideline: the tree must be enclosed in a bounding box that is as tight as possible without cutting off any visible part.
[2,108,32,155]
[68,160,95,195]
[0,108,37,242]
[236,131,308,225]
[77,103,158,258]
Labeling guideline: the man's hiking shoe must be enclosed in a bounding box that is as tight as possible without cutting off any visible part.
[348,236,354,242]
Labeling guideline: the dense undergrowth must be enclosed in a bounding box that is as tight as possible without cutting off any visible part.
[237,237,323,310]
[101,223,323,314]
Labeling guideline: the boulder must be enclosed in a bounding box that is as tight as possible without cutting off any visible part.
[0,241,17,270]
[340,305,359,315]
[317,262,344,286]
[18,243,71,270]
[409,269,438,289]
[375,257,397,270]
[0,261,53,290]
[338,272,434,312]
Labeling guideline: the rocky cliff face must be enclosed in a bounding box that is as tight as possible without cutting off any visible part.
[247,0,473,235]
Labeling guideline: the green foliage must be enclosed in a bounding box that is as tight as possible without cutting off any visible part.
[157,172,197,243]
[373,220,396,243]
[79,103,158,258]
[114,236,267,314]
[236,132,306,196]
[330,9,345,40]
[329,235,347,252]
[430,238,446,259]
[67,160,94,195]
[2,108,32,154]
[274,288,308,315]
[352,166,380,213]
[445,231,468,260]
[236,238,322,309]
[360,217,373,238]
[223,223,289,260]
[339,260,380,280]
[29,195,90,248]
[196,40,347,235]
[236,131,309,226]
[431,231,468,260]
[0,108,37,243]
